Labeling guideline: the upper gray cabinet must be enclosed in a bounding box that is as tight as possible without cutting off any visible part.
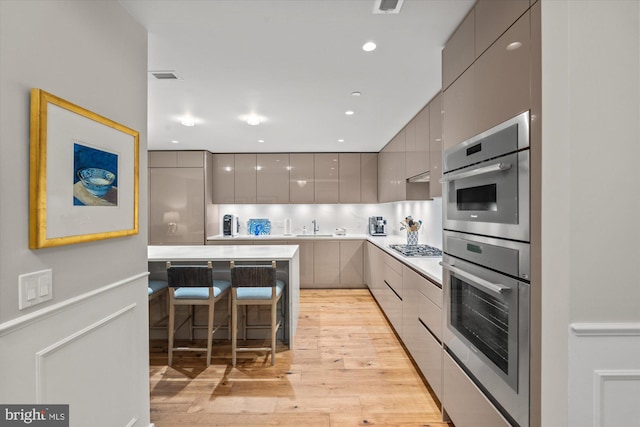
[429,93,443,198]
[442,8,475,90]
[405,105,430,180]
[211,154,235,204]
[234,154,257,204]
[314,153,339,204]
[257,153,290,204]
[339,153,361,203]
[443,8,531,150]
[360,153,378,203]
[475,0,530,57]
[289,153,315,204]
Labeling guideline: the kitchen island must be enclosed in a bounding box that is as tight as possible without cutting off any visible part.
[148,244,300,348]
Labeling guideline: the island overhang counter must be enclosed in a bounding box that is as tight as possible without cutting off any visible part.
[148,244,300,349]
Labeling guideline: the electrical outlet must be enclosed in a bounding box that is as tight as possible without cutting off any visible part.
[19,269,52,310]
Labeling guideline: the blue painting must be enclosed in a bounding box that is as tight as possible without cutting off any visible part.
[73,143,118,206]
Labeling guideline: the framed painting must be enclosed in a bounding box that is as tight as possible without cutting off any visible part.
[29,89,139,248]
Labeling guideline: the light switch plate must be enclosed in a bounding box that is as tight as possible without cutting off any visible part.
[19,269,52,310]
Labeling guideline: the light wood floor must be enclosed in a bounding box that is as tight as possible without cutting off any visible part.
[150,289,452,427]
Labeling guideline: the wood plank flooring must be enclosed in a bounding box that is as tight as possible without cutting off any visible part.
[150,289,452,427]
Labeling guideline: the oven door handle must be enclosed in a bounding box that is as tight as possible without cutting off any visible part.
[440,162,512,183]
[440,262,511,295]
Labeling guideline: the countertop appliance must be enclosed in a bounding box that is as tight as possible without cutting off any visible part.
[223,214,239,237]
[369,216,387,236]
[389,244,442,257]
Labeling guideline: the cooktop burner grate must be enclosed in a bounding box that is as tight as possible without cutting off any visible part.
[389,244,443,257]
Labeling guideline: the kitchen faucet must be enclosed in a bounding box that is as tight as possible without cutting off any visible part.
[312,219,319,235]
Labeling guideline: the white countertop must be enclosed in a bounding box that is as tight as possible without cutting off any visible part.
[206,233,443,285]
[148,244,299,261]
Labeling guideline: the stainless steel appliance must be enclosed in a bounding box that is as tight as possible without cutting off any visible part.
[389,244,442,257]
[442,230,530,427]
[369,216,387,236]
[223,214,239,236]
[441,111,530,242]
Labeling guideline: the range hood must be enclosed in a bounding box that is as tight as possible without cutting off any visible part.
[407,171,431,183]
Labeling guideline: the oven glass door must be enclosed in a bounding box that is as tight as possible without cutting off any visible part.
[443,257,520,391]
[442,150,529,241]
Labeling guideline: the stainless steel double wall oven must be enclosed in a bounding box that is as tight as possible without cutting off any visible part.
[441,111,531,427]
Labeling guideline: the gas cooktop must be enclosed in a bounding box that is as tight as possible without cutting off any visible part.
[389,244,443,257]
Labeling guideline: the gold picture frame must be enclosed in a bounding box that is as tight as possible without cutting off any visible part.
[29,89,139,249]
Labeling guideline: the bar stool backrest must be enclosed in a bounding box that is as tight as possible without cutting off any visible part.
[166,261,213,288]
[230,261,276,288]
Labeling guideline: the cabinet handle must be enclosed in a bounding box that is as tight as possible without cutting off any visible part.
[440,162,511,183]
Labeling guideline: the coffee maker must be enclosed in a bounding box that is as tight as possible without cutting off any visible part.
[369,216,387,236]
[223,214,239,236]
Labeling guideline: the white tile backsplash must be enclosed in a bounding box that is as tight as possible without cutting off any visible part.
[217,198,443,248]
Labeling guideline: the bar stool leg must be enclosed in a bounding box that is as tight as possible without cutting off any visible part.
[206,302,215,367]
[168,293,175,366]
[231,291,238,367]
[271,299,277,365]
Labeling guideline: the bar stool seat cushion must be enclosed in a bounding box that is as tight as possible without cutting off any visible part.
[236,280,285,300]
[174,280,231,300]
[148,280,169,296]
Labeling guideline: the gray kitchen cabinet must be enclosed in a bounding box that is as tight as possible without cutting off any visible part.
[292,240,314,287]
[339,240,364,287]
[404,117,417,179]
[443,7,531,152]
[360,153,378,203]
[475,10,531,135]
[149,151,211,245]
[377,145,393,203]
[474,0,529,58]
[314,154,339,203]
[211,153,235,204]
[313,240,340,286]
[443,64,476,152]
[429,93,443,198]
[366,242,385,301]
[391,130,406,202]
[406,105,430,180]
[379,251,403,335]
[443,352,511,427]
[257,153,290,204]
[234,153,257,204]
[339,153,361,203]
[289,153,315,204]
[442,8,475,90]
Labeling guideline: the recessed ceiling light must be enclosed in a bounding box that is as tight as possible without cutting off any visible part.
[246,114,261,126]
[258,139,265,143]
[345,110,355,116]
[338,139,344,142]
[351,91,361,97]
[362,41,377,52]
[171,140,179,144]
[506,41,522,51]
[181,118,195,127]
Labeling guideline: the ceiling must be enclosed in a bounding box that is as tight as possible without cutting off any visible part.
[120,0,473,153]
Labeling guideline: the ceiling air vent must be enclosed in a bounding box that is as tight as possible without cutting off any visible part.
[373,0,404,14]
[150,71,179,80]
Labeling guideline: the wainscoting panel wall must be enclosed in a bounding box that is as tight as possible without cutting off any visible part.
[568,323,640,427]
[0,273,149,427]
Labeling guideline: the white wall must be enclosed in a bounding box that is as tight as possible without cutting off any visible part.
[541,1,640,426]
[0,1,149,425]
[217,198,443,248]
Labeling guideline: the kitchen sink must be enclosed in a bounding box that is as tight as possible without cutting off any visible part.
[294,234,334,237]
